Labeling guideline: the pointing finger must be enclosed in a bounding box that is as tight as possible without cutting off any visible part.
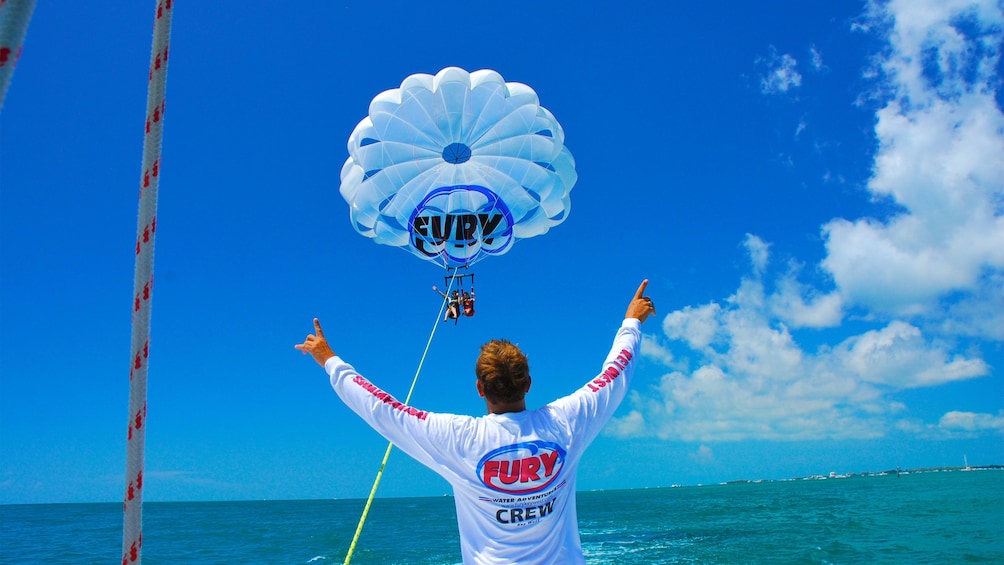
[634,279,649,300]
[313,318,324,337]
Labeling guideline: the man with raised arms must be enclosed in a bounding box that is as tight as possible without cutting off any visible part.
[296,280,656,564]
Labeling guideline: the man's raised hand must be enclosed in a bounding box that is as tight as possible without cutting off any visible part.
[295,318,336,367]
[625,279,656,323]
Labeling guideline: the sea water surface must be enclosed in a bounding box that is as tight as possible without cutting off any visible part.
[2,469,1002,564]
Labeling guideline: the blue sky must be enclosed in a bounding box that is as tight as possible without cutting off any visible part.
[1,0,1001,505]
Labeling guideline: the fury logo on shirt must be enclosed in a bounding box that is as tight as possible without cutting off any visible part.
[477,441,566,495]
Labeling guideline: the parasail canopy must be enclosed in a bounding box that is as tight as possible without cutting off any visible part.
[339,67,576,268]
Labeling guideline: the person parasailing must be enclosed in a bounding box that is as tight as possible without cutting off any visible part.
[462,288,475,317]
[432,286,461,323]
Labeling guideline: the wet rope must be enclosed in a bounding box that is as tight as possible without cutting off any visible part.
[123,2,173,564]
[0,0,37,113]
[342,275,458,565]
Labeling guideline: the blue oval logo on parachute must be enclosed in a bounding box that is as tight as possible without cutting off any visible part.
[339,67,576,268]
[409,185,514,265]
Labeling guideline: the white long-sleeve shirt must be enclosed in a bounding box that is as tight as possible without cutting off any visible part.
[324,318,642,564]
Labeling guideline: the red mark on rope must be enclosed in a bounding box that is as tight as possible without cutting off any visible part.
[135,410,144,430]
[150,46,171,82]
[132,340,149,370]
[136,220,156,255]
[153,159,159,177]
[145,102,165,131]
[0,47,10,67]
[122,534,143,564]
[137,471,144,490]
[127,482,135,501]
[134,280,152,312]
[143,170,150,188]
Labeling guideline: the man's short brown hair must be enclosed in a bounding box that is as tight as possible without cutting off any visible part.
[475,339,530,403]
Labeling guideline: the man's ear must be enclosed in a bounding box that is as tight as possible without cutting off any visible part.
[525,375,532,393]
[476,379,485,398]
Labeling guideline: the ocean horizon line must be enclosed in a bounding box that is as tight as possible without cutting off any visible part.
[4,464,1000,507]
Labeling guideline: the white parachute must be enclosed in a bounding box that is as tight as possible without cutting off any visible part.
[339,67,576,268]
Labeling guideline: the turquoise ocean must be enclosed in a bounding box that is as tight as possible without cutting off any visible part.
[2,469,1002,564]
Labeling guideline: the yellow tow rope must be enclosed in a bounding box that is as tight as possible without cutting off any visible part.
[342,275,458,564]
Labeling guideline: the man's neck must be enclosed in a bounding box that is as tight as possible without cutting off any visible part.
[486,400,526,415]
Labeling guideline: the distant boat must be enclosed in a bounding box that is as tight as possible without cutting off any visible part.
[963,454,972,472]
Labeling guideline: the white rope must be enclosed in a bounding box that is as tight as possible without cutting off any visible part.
[0,0,37,113]
[122,2,173,563]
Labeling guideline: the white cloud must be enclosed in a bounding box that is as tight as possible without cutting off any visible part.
[938,410,1004,434]
[809,45,825,71]
[794,118,807,139]
[610,0,1002,448]
[769,265,844,329]
[822,170,846,184]
[606,408,646,437]
[609,240,989,443]
[640,334,675,366]
[690,445,716,464]
[939,270,1004,340]
[744,233,770,274]
[758,46,802,94]
[896,409,1004,439]
[824,321,988,388]
[822,0,1004,327]
[662,303,720,350]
